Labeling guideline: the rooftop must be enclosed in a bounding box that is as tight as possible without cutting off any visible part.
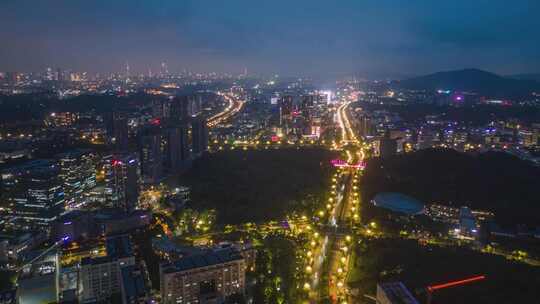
[162,248,243,274]
[379,282,419,304]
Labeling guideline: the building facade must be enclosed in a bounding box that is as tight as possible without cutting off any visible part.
[160,248,245,304]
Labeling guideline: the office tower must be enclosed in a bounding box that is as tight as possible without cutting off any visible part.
[57,150,98,210]
[191,115,209,156]
[160,248,246,304]
[103,154,140,213]
[164,123,190,172]
[3,161,65,228]
[140,126,163,184]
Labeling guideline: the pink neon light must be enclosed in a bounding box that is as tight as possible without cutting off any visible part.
[331,159,365,169]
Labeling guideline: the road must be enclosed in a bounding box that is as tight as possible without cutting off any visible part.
[207,92,245,128]
[327,100,363,303]
[306,99,362,304]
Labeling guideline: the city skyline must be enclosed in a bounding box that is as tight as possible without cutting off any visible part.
[1,0,540,77]
[1,2,540,304]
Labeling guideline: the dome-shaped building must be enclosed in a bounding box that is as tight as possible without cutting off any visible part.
[372,192,425,215]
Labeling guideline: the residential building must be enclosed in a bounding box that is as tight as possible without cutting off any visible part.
[160,248,246,304]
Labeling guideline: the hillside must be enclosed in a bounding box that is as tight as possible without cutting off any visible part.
[509,73,540,82]
[398,69,540,98]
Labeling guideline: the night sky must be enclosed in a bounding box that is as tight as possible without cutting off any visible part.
[1,0,539,77]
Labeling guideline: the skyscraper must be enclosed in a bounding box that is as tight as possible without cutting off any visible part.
[140,126,163,184]
[164,123,190,172]
[105,112,130,151]
[169,96,190,123]
[3,162,66,228]
[103,154,140,213]
[57,150,98,210]
[191,115,209,156]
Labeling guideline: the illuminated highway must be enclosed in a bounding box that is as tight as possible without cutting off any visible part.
[327,98,364,303]
[304,98,364,304]
[207,92,245,128]
[336,100,359,144]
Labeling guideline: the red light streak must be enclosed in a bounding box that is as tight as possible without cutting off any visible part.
[427,275,486,292]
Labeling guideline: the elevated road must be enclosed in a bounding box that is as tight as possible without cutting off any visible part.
[207,92,245,128]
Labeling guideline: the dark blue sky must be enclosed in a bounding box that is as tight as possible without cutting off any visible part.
[1,0,539,77]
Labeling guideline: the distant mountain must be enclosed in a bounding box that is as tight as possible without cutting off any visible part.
[398,68,540,98]
[509,73,540,82]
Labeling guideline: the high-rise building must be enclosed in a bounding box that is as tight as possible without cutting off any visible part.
[79,235,140,303]
[57,150,97,210]
[105,112,129,151]
[79,256,122,302]
[160,248,246,304]
[164,123,190,172]
[169,96,190,123]
[103,154,140,213]
[3,161,65,228]
[191,116,209,156]
[279,96,294,117]
[114,117,130,151]
[359,114,374,137]
[140,126,163,184]
[152,99,171,120]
